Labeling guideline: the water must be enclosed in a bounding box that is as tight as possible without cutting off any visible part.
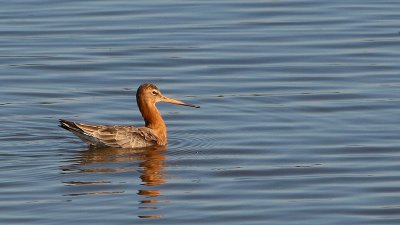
[1,0,400,224]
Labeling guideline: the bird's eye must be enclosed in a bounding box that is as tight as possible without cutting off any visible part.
[152,90,158,95]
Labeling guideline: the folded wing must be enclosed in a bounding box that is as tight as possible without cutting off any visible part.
[59,119,158,148]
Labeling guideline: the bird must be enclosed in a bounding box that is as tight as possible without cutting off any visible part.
[59,83,199,148]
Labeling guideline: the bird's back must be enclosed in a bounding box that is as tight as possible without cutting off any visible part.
[59,119,159,148]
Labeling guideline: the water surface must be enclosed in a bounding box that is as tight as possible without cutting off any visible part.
[1,0,400,224]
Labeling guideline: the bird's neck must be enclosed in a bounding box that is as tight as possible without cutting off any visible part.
[138,101,167,144]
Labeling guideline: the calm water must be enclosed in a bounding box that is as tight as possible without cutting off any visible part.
[1,0,400,224]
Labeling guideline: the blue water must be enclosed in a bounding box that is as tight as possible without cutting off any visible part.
[1,0,400,224]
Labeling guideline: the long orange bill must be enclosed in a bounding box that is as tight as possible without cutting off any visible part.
[160,95,200,108]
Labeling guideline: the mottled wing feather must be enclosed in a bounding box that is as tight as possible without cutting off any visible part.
[114,127,158,148]
[74,123,158,148]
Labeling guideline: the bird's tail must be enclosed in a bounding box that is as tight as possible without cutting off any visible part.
[59,119,106,147]
[59,119,82,133]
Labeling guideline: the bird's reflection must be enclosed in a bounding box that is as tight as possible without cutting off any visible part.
[62,145,167,219]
